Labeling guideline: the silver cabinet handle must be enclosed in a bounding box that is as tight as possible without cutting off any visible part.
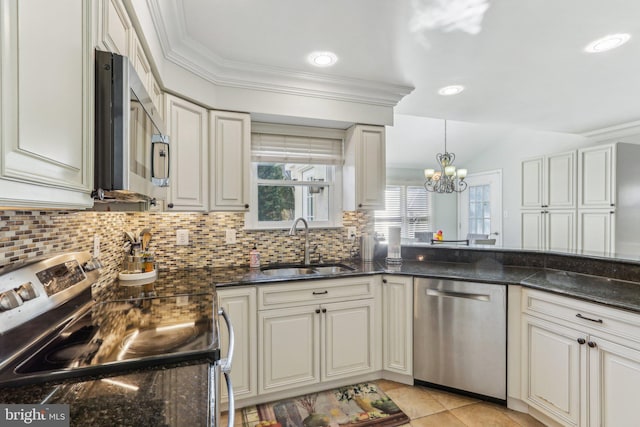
[426,289,490,302]
[224,372,234,427]
[576,313,603,323]
[218,307,235,373]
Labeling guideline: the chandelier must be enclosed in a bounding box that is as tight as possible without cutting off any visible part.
[423,120,468,193]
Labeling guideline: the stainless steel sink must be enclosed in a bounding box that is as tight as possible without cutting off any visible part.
[260,264,355,277]
[260,267,316,277]
[312,265,354,274]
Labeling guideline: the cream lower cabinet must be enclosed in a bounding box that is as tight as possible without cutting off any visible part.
[381,275,413,376]
[218,287,257,403]
[521,289,640,427]
[258,276,381,395]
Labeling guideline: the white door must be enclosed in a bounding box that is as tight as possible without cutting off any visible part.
[546,210,576,253]
[458,170,502,245]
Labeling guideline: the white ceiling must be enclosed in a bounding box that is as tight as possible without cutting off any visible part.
[151,0,640,134]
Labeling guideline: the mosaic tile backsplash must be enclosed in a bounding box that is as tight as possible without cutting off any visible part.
[0,210,370,297]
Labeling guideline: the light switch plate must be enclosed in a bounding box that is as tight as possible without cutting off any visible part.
[176,229,189,245]
[225,229,237,244]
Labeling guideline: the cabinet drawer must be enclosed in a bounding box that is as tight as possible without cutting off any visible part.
[522,288,640,345]
[258,276,378,310]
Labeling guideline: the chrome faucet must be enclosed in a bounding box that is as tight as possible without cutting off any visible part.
[289,217,310,265]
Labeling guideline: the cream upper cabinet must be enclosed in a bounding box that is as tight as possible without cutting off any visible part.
[209,111,251,211]
[165,95,209,211]
[218,286,257,403]
[521,288,640,427]
[382,275,413,378]
[578,144,614,209]
[99,0,131,57]
[521,151,575,209]
[0,0,93,209]
[344,125,386,210]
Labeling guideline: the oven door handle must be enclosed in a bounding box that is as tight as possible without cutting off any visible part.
[218,307,234,373]
[224,371,234,427]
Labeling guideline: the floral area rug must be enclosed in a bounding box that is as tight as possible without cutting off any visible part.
[242,382,409,427]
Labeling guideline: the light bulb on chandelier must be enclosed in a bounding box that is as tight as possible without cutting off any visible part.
[423,120,468,193]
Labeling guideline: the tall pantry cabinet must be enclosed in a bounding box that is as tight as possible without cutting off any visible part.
[520,151,576,252]
[577,143,640,257]
[521,142,640,257]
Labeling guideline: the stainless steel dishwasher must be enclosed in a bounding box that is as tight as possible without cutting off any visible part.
[414,278,506,403]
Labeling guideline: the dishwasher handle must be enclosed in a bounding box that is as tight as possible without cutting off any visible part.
[426,288,490,302]
[218,307,234,373]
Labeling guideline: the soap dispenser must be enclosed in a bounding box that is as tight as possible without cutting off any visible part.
[250,244,261,268]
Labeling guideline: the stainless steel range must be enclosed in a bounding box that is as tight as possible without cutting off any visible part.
[0,252,235,427]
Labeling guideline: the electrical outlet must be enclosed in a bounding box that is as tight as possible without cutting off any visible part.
[176,229,189,245]
[346,227,357,240]
[225,229,237,244]
[93,235,100,258]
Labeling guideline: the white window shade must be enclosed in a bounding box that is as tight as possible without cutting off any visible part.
[252,133,343,165]
[375,185,431,239]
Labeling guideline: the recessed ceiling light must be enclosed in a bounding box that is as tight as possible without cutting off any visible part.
[584,33,631,53]
[438,85,465,96]
[308,51,338,67]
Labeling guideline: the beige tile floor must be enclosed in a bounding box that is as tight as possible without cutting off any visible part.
[222,380,546,427]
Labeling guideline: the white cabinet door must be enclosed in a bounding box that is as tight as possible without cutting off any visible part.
[130,31,152,94]
[99,0,131,56]
[522,315,586,427]
[344,125,385,210]
[209,111,251,211]
[546,210,576,253]
[578,209,615,257]
[521,211,545,250]
[382,275,413,376]
[0,0,93,209]
[578,144,615,209]
[521,157,544,209]
[588,336,640,427]
[165,95,209,211]
[321,299,376,382]
[547,151,575,208]
[218,287,257,402]
[259,305,320,394]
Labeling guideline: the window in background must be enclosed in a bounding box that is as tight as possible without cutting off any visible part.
[468,184,491,235]
[246,127,343,229]
[374,185,432,239]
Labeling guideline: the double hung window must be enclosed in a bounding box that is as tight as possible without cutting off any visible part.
[245,125,343,229]
[374,185,432,239]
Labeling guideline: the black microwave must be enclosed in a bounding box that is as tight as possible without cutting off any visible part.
[94,50,169,204]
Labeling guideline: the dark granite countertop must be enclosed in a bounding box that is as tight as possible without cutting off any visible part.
[3,253,639,415]
[212,259,640,314]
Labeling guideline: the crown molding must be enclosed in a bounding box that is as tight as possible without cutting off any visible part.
[146,0,413,107]
[581,119,640,143]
